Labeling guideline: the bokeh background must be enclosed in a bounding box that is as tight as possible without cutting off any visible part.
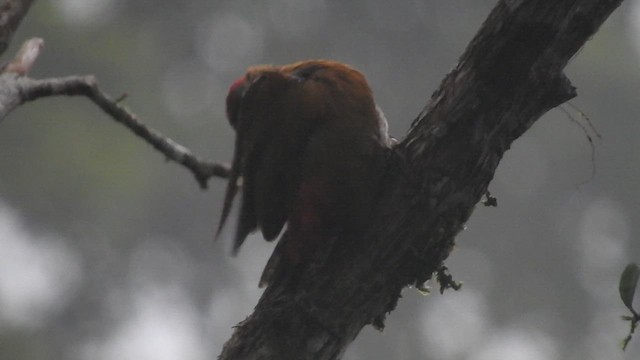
[0,1,639,359]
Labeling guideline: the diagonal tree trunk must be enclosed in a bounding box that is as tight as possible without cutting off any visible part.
[218,1,624,359]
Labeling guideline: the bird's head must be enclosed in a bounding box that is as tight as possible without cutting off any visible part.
[224,60,389,144]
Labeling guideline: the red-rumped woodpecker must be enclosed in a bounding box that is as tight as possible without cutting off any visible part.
[218,60,390,286]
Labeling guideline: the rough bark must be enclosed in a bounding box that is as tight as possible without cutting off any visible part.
[218,1,624,359]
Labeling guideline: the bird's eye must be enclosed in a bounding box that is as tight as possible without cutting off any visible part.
[291,64,324,81]
[228,77,246,96]
[241,74,267,97]
[249,74,265,87]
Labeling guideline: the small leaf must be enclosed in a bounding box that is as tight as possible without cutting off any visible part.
[619,263,640,315]
[621,336,632,351]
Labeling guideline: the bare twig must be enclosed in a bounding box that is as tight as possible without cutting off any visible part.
[558,105,598,185]
[0,73,230,187]
[0,38,230,186]
[0,0,37,56]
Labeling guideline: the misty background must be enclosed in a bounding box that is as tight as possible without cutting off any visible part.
[1,1,639,359]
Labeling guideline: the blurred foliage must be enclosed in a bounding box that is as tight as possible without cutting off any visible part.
[0,1,639,359]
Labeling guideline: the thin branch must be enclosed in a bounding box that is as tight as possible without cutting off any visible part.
[0,36,231,188]
[0,73,230,188]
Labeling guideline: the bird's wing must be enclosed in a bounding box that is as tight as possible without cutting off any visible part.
[230,72,320,253]
[214,132,243,242]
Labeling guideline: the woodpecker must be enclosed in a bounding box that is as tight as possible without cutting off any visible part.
[217,60,390,286]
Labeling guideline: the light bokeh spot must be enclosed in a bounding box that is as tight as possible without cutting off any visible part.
[81,285,207,360]
[470,328,558,360]
[420,290,488,358]
[56,0,116,26]
[162,59,221,122]
[196,13,265,73]
[577,198,629,301]
[0,202,82,330]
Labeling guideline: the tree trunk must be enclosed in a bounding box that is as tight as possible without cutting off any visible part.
[218,1,624,359]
